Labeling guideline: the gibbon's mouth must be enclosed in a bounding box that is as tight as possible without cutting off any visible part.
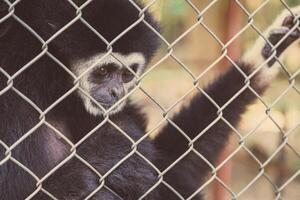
[90,100,125,112]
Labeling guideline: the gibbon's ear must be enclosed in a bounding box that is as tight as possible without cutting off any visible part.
[0,2,11,38]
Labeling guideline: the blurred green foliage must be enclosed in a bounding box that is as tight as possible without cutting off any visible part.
[287,0,300,6]
[158,0,188,41]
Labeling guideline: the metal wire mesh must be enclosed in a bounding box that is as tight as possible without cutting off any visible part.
[0,0,299,199]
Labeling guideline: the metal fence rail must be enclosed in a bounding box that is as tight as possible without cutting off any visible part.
[0,0,300,199]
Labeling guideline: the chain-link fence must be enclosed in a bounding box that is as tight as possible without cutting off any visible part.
[0,0,300,199]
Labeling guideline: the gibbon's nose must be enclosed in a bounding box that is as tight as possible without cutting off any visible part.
[109,87,125,102]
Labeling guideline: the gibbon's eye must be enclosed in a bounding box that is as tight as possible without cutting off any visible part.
[97,67,108,77]
[122,64,138,83]
[122,70,134,83]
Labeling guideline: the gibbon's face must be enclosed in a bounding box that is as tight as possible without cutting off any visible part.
[72,53,146,116]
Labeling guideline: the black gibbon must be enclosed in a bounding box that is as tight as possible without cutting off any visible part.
[0,0,299,199]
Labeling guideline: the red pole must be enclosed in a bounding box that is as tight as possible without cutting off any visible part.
[213,1,243,200]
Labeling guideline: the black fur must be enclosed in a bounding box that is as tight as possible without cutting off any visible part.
[0,0,298,199]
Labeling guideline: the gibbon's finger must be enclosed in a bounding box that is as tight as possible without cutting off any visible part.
[282,15,299,28]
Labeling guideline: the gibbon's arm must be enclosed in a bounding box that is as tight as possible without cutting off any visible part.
[154,8,300,168]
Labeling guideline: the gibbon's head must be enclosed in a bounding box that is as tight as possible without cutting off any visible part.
[47,0,161,115]
[1,0,160,115]
[67,0,160,116]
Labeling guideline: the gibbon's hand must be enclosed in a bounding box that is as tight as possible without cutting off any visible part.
[262,13,300,66]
